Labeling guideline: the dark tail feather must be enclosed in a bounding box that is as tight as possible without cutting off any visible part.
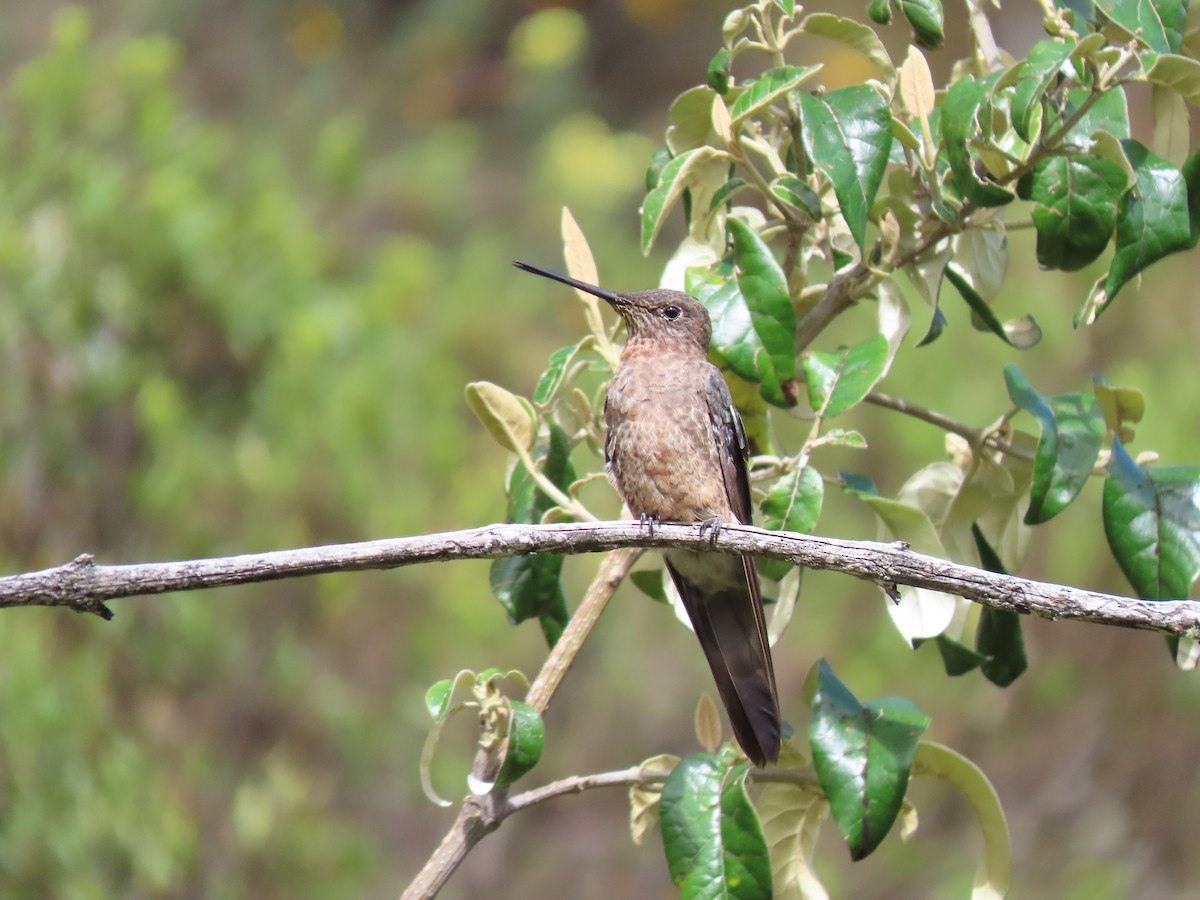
[666,557,781,765]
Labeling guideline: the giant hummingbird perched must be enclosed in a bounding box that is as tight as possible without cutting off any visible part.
[514,260,781,766]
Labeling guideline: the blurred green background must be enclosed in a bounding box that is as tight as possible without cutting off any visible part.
[2,2,1200,898]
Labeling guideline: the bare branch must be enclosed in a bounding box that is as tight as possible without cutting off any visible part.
[3,522,1198,637]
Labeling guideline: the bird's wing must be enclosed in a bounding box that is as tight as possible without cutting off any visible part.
[705,366,752,527]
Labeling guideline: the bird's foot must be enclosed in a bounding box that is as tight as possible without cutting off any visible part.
[697,516,725,545]
[639,513,662,537]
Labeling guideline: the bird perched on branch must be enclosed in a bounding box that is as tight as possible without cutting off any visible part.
[514,261,781,766]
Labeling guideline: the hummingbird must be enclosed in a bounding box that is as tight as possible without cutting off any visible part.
[514,261,781,765]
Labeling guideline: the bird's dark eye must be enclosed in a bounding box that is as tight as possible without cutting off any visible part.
[662,305,682,320]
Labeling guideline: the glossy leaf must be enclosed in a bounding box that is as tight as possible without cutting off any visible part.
[1011,38,1076,141]
[532,338,594,406]
[868,0,892,24]
[944,264,1041,348]
[424,679,455,721]
[760,463,823,581]
[1028,155,1127,271]
[1065,85,1131,142]
[489,423,575,645]
[493,700,545,788]
[729,218,798,392]
[1004,365,1105,524]
[1094,0,1185,53]
[770,175,822,221]
[802,333,889,418]
[972,525,1028,687]
[900,0,945,49]
[642,146,722,253]
[942,76,1013,207]
[688,271,787,406]
[660,754,774,899]
[1103,140,1194,310]
[808,660,930,860]
[1103,437,1200,599]
[708,48,733,94]
[728,65,822,124]
[798,87,893,250]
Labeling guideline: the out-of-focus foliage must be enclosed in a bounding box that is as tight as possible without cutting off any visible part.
[0,5,654,897]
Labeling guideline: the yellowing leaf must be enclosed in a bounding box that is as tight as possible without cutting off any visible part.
[465,382,535,452]
[560,206,610,350]
[899,45,936,119]
[694,692,723,752]
[758,782,830,900]
[628,753,680,845]
[913,741,1012,900]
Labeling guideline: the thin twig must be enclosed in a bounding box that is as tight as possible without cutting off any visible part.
[865,391,1036,461]
[403,546,639,899]
[4,522,1197,637]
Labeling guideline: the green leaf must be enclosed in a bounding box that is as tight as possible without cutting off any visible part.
[729,218,798,392]
[1028,155,1127,271]
[799,13,895,80]
[708,48,733,94]
[424,679,454,721]
[869,0,893,24]
[630,569,669,603]
[1065,86,1131,142]
[728,65,822,124]
[802,333,889,418]
[660,754,774,899]
[494,700,545,788]
[688,271,787,407]
[642,146,722,254]
[1004,365,1105,524]
[798,86,893,250]
[1095,0,1186,52]
[770,175,822,221]
[942,76,1014,207]
[773,0,797,15]
[1103,437,1200,599]
[912,742,1012,898]
[900,0,945,49]
[972,525,1028,687]
[532,337,594,406]
[489,423,576,645]
[762,464,824,534]
[1011,38,1077,141]
[1103,140,1194,309]
[808,660,930,860]
[944,264,1041,348]
[926,634,988,675]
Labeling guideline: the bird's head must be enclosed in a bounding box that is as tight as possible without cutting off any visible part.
[514,261,711,356]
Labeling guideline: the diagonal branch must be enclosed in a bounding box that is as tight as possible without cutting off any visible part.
[3,521,1198,637]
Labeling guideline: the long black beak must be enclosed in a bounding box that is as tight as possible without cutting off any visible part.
[513,260,623,305]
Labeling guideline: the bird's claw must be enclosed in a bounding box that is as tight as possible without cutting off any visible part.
[697,516,724,545]
[639,513,662,537]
